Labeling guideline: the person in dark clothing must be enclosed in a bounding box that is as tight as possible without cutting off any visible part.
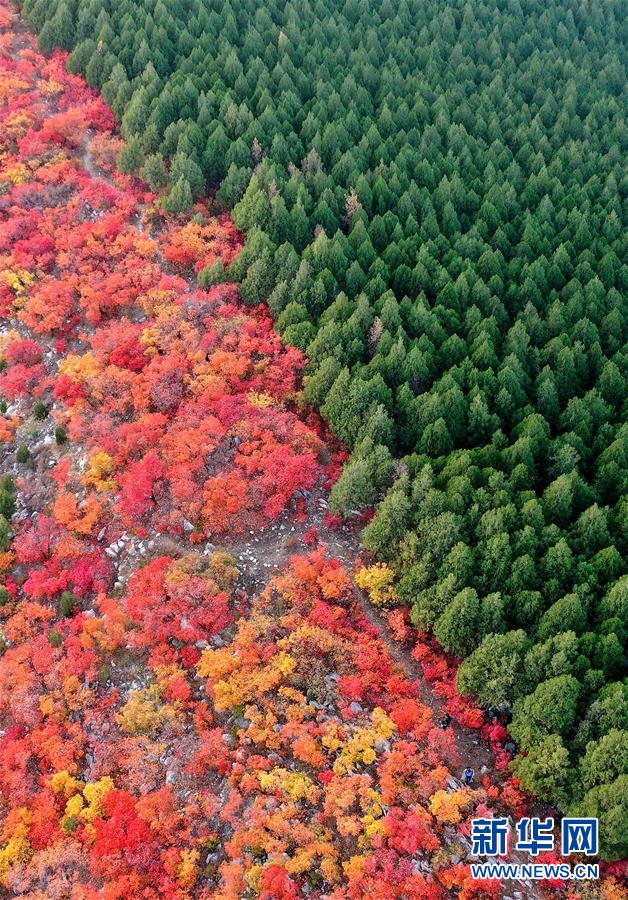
[462,767,475,785]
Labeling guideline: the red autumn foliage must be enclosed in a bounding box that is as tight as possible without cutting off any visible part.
[0,5,619,898]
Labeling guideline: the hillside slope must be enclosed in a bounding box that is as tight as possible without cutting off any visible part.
[0,1,626,894]
[0,4,567,897]
[19,0,628,832]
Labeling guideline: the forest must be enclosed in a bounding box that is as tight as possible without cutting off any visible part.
[0,0,625,893]
[0,6,532,895]
[21,0,627,847]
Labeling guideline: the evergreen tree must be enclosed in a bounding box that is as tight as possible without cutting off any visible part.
[161,177,193,213]
[140,153,168,190]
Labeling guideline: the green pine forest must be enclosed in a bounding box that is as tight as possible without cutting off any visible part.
[22,0,627,856]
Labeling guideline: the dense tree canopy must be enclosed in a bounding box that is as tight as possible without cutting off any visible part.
[15,0,628,861]
[2,12,563,894]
